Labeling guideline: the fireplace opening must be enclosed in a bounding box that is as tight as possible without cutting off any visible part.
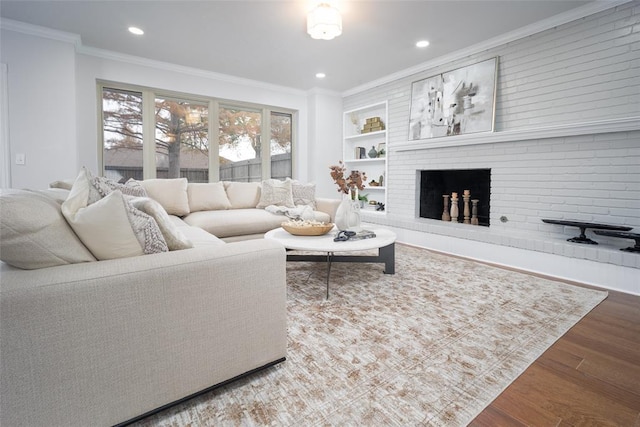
[419,169,491,226]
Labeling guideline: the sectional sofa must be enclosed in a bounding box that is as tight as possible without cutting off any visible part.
[0,172,339,426]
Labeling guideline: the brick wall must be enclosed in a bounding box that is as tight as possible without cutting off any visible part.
[343,2,640,270]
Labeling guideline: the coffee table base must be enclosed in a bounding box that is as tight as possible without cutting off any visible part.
[286,243,395,299]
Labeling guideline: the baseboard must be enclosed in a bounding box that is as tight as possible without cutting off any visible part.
[393,228,640,296]
[114,357,287,427]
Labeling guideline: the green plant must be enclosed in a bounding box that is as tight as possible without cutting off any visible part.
[358,193,369,202]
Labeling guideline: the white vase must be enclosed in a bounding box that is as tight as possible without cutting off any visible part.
[335,195,362,231]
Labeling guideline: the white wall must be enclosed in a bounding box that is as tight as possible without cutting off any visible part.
[1,22,340,189]
[343,2,640,294]
[0,29,77,189]
[306,89,343,198]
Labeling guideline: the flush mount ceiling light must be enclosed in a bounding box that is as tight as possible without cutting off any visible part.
[315,72,326,78]
[307,3,342,40]
[128,26,144,35]
[416,40,430,48]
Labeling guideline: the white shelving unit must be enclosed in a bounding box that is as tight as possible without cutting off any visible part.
[343,101,388,215]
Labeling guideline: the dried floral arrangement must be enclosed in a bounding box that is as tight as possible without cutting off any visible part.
[329,161,367,198]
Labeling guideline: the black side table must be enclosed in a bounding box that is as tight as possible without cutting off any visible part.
[541,219,632,244]
[593,230,640,253]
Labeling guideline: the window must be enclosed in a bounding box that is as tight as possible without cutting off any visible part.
[155,97,209,182]
[99,82,294,183]
[219,106,261,182]
[270,112,292,181]
[102,88,143,182]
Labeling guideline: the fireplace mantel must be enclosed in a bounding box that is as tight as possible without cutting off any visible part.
[393,116,640,152]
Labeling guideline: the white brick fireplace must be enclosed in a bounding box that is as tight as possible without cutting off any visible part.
[343,2,640,294]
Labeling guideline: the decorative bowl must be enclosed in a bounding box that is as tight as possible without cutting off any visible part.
[281,222,334,236]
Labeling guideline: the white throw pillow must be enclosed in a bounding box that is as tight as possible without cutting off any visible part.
[187,182,232,212]
[62,169,168,260]
[224,181,261,209]
[291,180,317,209]
[129,197,194,251]
[256,179,295,209]
[139,178,190,216]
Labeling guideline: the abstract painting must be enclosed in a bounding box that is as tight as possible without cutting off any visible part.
[409,57,498,140]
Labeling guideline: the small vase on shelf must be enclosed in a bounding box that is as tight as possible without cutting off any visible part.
[368,146,378,158]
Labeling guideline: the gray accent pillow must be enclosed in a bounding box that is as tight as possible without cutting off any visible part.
[0,189,96,269]
[129,197,194,251]
[291,180,317,209]
[256,179,295,209]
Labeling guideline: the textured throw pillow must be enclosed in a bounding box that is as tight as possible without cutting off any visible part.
[256,179,295,209]
[129,197,194,251]
[139,178,190,216]
[62,168,168,260]
[0,189,96,269]
[187,182,232,212]
[224,181,261,209]
[291,180,317,209]
[88,175,147,203]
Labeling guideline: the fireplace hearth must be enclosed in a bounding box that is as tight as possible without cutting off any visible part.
[419,169,491,226]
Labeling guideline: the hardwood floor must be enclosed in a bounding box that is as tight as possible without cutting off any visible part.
[470,285,640,427]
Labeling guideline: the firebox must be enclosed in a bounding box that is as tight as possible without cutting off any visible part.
[419,169,491,226]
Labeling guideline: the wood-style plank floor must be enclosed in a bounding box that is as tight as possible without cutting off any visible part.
[470,283,640,427]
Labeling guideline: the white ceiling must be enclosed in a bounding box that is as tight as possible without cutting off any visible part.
[1,0,596,93]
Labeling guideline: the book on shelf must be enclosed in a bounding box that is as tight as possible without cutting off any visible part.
[354,146,366,159]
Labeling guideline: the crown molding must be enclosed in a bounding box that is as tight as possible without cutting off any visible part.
[342,0,633,97]
[0,18,81,47]
[393,117,640,152]
[306,87,342,97]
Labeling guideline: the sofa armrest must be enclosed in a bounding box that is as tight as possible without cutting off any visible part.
[0,240,287,427]
[315,197,341,222]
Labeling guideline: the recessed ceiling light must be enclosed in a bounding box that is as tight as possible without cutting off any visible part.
[128,27,144,35]
[316,72,326,79]
[416,40,430,48]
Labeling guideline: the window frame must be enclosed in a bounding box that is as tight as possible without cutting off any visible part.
[97,80,296,182]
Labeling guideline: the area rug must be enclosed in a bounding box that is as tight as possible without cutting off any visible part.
[135,244,607,426]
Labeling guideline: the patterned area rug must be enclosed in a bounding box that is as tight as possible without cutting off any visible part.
[136,244,607,426]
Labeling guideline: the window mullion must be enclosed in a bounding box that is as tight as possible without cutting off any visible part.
[142,90,156,179]
[209,100,219,182]
[261,108,270,179]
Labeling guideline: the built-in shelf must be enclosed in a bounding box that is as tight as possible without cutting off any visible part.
[343,101,388,214]
[344,130,386,140]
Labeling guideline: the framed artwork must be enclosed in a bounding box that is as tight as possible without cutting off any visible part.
[408,57,498,140]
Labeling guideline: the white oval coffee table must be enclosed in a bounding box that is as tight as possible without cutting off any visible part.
[264,225,396,299]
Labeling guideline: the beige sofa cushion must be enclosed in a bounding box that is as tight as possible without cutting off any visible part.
[140,178,190,216]
[0,189,96,269]
[49,179,75,190]
[62,169,168,260]
[183,209,286,238]
[187,182,232,212]
[224,181,261,209]
[169,217,226,248]
[256,179,295,209]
